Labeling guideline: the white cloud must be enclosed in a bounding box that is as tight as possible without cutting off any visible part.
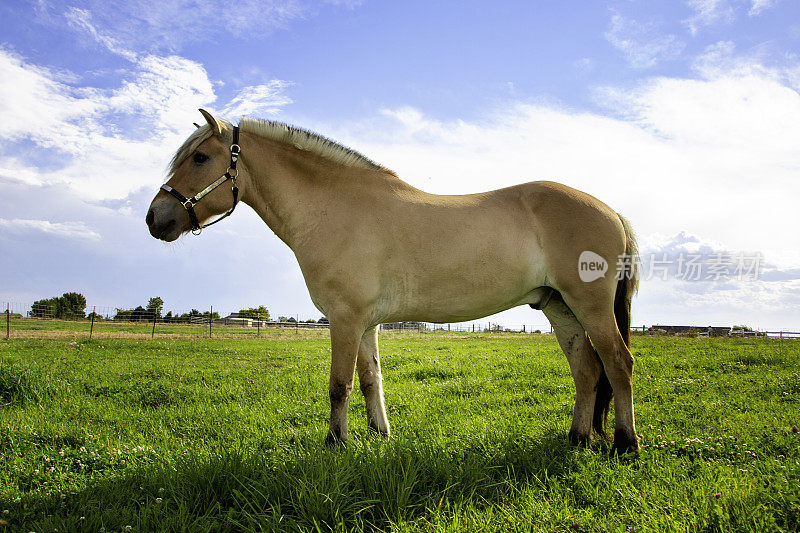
[64,7,138,61]
[692,40,800,91]
[222,81,294,118]
[748,0,778,15]
[48,0,308,53]
[607,230,800,328]
[0,48,293,201]
[0,48,216,199]
[323,0,367,7]
[684,0,736,34]
[684,0,779,31]
[0,218,101,241]
[605,13,685,68]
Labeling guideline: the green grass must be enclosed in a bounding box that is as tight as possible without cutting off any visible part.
[0,332,798,532]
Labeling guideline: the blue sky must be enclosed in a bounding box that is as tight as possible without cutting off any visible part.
[1,0,799,329]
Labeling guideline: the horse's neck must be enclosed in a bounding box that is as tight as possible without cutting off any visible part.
[240,135,406,247]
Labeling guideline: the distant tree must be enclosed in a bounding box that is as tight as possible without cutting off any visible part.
[31,298,58,318]
[30,293,86,319]
[318,317,329,324]
[86,311,103,321]
[58,292,86,319]
[147,297,164,318]
[286,317,297,323]
[238,306,270,321]
[174,309,202,322]
[278,316,288,322]
[114,306,147,322]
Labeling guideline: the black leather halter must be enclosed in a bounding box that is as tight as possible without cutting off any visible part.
[160,126,241,235]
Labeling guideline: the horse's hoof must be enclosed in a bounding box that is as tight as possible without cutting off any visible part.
[568,430,591,447]
[611,429,640,454]
[367,422,391,438]
[324,432,346,447]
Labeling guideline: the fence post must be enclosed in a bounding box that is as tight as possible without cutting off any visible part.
[89,306,96,339]
[151,306,158,339]
[209,305,213,338]
[5,303,9,340]
[257,313,261,337]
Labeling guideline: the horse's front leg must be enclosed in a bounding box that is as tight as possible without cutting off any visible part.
[357,326,390,436]
[325,317,364,445]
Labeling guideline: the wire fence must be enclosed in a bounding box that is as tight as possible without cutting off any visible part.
[0,301,555,340]
[2,301,798,340]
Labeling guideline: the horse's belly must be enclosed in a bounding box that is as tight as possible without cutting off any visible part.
[379,257,547,323]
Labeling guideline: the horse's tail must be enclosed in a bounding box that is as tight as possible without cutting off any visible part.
[592,213,639,439]
[614,213,639,348]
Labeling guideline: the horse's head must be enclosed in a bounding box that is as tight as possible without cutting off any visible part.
[146,109,243,241]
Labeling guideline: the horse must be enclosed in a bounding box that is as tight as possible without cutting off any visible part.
[146,109,641,453]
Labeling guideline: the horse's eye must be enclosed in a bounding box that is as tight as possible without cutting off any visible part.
[193,152,209,164]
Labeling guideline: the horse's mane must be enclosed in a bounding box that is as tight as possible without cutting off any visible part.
[168,116,393,177]
[240,117,393,173]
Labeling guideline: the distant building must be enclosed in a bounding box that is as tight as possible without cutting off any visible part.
[651,325,731,337]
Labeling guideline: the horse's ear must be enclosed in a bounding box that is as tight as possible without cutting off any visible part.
[193,123,201,129]
[198,109,224,136]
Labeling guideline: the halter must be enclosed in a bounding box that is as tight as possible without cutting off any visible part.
[160,126,241,235]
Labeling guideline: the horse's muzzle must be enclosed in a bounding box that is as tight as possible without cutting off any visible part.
[146,200,183,242]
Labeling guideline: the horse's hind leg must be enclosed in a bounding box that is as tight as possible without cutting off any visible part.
[541,294,604,446]
[569,305,639,453]
[357,326,390,436]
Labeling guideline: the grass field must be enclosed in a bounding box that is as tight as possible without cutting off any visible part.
[1,317,298,339]
[0,330,798,532]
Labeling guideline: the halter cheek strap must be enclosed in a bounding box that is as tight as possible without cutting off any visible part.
[161,126,241,235]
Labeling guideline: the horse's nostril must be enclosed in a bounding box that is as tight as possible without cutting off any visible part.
[146,209,155,226]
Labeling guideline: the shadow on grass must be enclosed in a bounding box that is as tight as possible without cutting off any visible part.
[8,429,613,531]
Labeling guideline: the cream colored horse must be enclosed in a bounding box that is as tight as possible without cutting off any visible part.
[147,109,641,453]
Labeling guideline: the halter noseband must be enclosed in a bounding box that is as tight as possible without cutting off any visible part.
[160,126,241,235]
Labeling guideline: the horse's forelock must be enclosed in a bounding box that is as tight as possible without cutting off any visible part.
[167,120,234,177]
